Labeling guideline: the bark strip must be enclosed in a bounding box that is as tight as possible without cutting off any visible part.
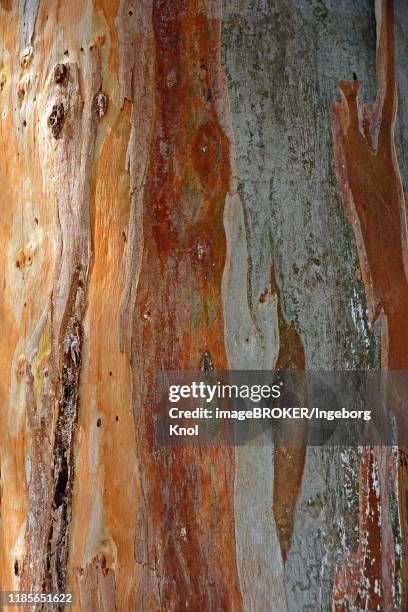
[270,264,307,565]
[331,0,408,607]
[119,0,243,608]
[21,47,104,599]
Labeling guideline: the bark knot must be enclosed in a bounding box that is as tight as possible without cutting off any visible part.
[48,103,65,139]
[54,63,67,85]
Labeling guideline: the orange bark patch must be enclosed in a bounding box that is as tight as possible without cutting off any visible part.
[129,0,242,608]
[69,101,139,610]
[270,264,307,563]
[331,1,408,370]
[331,0,407,607]
[94,0,120,74]
[0,0,12,11]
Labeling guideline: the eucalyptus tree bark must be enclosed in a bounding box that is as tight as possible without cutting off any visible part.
[0,1,407,611]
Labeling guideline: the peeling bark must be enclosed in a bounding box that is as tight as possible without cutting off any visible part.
[20,46,106,596]
[0,0,407,610]
[269,264,307,565]
[123,1,242,607]
[75,553,116,612]
[331,0,408,608]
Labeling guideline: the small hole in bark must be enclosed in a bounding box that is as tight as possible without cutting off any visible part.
[122,231,127,242]
[14,560,19,576]
[109,371,112,376]
[54,63,67,85]
[129,10,133,15]
[34,217,38,225]
[353,72,357,81]
[97,418,101,428]
[64,49,69,56]
[115,416,119,422]
[23,120,26,127]
[80,47,84,52]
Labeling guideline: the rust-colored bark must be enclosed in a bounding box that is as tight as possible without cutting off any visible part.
[1,0,406,610]
[331,0,408,607]
[126,0,242,608]
[270,264,307,564]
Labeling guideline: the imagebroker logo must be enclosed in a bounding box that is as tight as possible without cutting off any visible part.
[167,405,371,422]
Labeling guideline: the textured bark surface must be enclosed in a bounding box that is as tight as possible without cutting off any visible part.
[331,1,407,608]
[0,0,407,610]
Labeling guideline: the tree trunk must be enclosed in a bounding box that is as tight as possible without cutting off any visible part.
[0,0,407,610]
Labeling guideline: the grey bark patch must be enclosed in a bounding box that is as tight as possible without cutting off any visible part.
[19,0,40,46]
[395,0,408,214]
[221,0,380,608]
